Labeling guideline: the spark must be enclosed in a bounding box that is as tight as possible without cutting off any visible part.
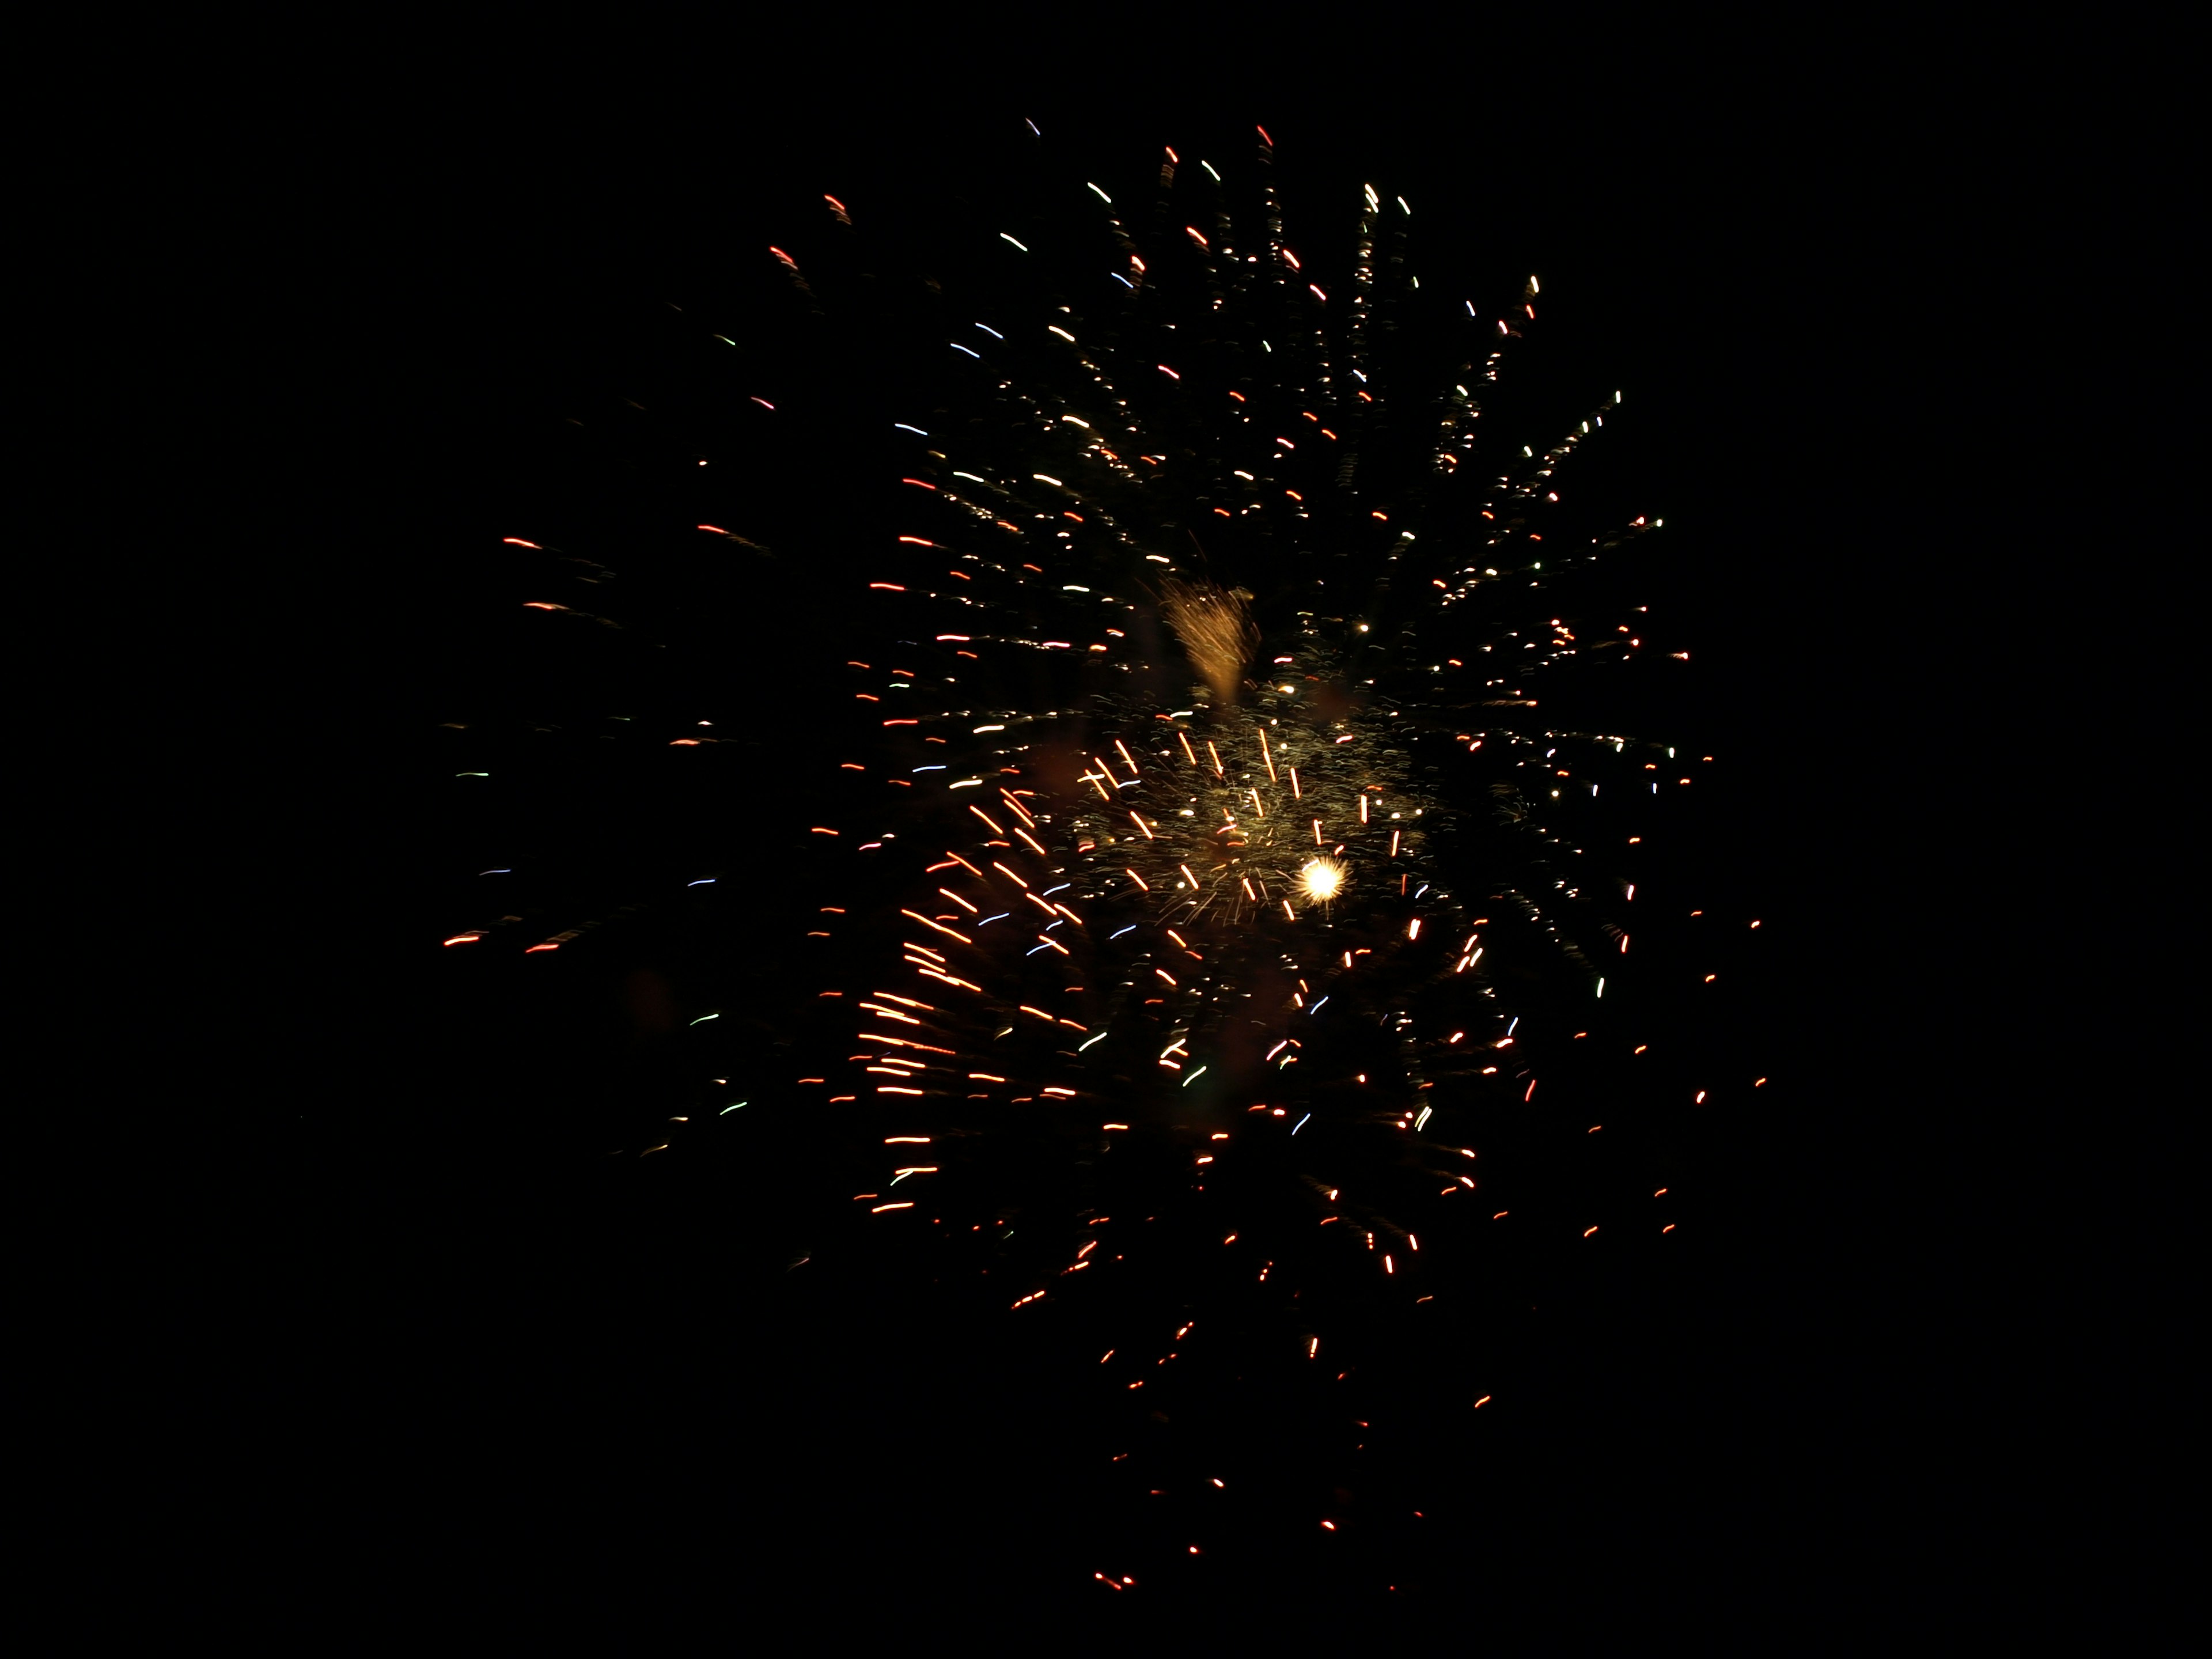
[1300,860,1344,902]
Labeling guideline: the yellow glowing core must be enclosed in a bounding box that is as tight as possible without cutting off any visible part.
[1300,859,1344,902]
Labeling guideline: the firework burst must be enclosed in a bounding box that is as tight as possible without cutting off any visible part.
[452,119,1767,1590]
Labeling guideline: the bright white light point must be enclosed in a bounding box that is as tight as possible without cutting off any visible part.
[1301,859,1345,902]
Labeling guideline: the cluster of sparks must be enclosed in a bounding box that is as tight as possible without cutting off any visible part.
[445,121,1772,1592]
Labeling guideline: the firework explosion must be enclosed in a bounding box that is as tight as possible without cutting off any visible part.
[443,121,1771,1597]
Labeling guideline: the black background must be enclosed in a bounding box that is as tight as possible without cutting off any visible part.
[77,26,2188,1640]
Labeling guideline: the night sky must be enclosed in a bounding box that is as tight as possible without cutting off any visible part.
[99,46,2184,1640]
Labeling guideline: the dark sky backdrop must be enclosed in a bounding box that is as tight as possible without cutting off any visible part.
[99,37,2188,1637]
